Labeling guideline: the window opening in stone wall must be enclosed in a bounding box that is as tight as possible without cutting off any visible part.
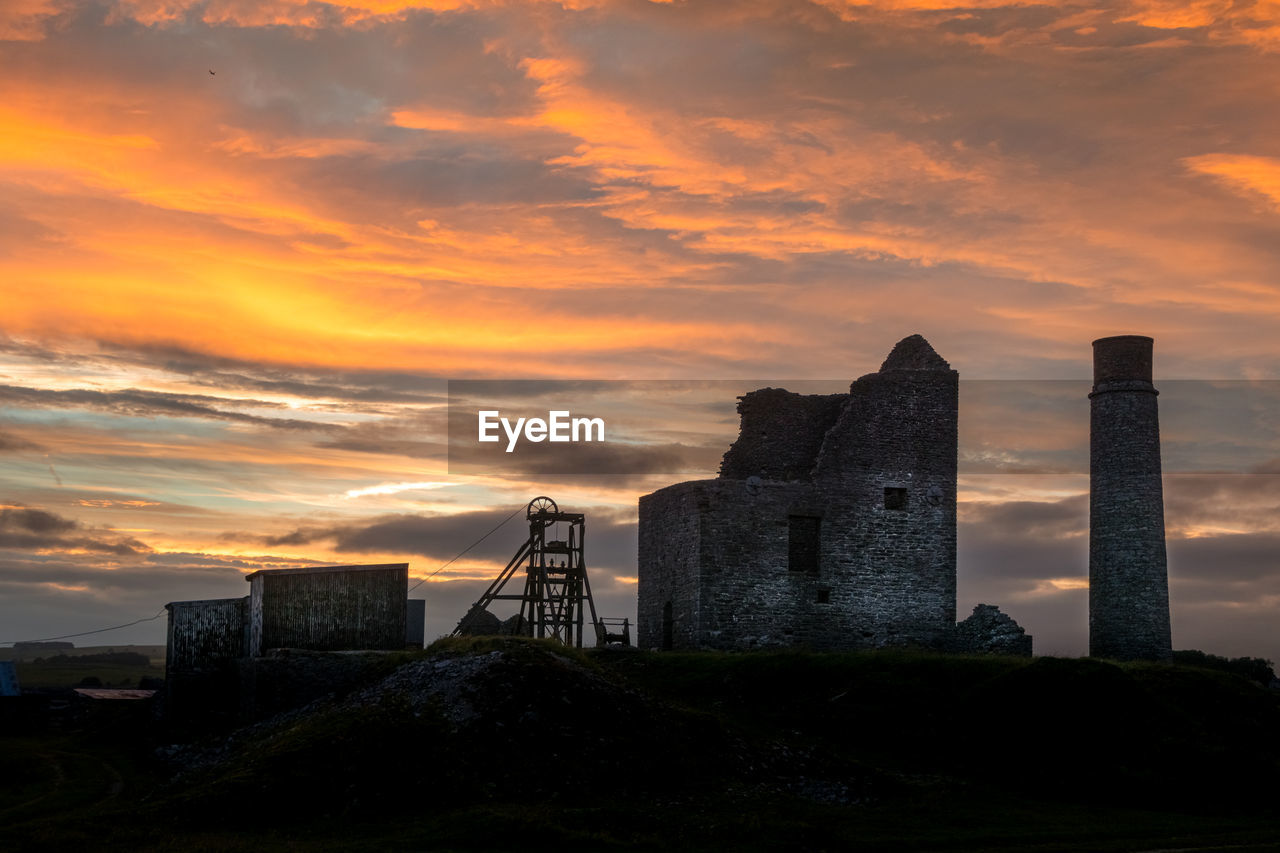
[788,515,821,573]
[816,588,830,604]
[884,487,908,510]
[662,601,673,651]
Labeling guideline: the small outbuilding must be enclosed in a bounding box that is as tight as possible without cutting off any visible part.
[163,563,425,723]
[246,563,410,655]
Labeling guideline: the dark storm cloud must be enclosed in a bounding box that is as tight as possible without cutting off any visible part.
[961,496,1088,542]
[1169,532,1280,587]
[0,384,338,430]
[1,335,448,405]
[957,381,1280,476]
[0,560,191,590]
[244,505,639,572]
[1163,470,1280,537]
[242,510,521,557]
[0,508,77,536]
[1165,467,1280,503]
[450,439,722,479]
[0,507,153,555]
[0,534,152,559]
[0,430,44,452]
[143,551,326,571]
[118,348,448,406]
[0,334,67,362]
[449,379,643,399]
[0,549,328,604]
[0,548,329,645]
[1159,382,1280,472]
[317,437,446,459]
[187,369,447,405]
[314,412,448,459]
[960,529,1087,585]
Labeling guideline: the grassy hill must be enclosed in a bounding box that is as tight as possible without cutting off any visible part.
[3,639,1279,851]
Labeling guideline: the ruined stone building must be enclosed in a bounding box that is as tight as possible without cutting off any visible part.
[638,335,962,651]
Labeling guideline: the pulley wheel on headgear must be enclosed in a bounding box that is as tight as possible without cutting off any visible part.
[527,496,558,518]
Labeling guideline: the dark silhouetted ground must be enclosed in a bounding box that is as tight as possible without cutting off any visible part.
[3,638,1279,851]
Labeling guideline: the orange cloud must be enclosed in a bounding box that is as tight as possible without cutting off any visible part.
[1116,0,1280,49]
[0,0,64,40]
[4,0,1280,387]
[1184,153,1280,211]
[1114,0,1230,29]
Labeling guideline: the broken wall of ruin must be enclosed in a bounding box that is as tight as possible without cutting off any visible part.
[719,389,845,481]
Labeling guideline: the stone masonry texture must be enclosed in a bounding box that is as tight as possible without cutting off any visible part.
[943,604,1033,656]
[1089,335,1173,661]
[638,335,959,651]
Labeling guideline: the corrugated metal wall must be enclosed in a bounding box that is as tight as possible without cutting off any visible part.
[256,566,407,652]
[166,597,248,673]
[248,574,264,657]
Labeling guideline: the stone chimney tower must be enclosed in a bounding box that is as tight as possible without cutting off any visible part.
[1089,335,1172,661]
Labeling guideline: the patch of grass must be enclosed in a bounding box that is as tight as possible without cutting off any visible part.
[427,633,600,669]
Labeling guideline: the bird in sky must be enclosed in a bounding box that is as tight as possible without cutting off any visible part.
[209,69,216,75]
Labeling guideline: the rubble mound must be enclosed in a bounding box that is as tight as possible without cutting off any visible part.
[945,604,1033,656]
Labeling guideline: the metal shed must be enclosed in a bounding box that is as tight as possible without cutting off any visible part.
[165,597,249,674]
[246,563,409,656]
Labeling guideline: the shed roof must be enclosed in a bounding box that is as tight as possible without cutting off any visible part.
[243,562,409,581]
[73,688,157,700]
[165,596,247,610]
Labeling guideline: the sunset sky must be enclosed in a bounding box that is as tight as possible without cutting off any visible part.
[2,0,1278,660]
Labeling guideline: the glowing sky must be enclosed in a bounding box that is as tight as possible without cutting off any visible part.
[2,0,1278,659]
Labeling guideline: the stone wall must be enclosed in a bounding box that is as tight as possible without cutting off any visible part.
[638,481,712,650]
[811,343,958,648]
[720,389,845,481]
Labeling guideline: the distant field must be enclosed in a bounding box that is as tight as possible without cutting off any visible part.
[0,644,166,662]
[0,645,167,689]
